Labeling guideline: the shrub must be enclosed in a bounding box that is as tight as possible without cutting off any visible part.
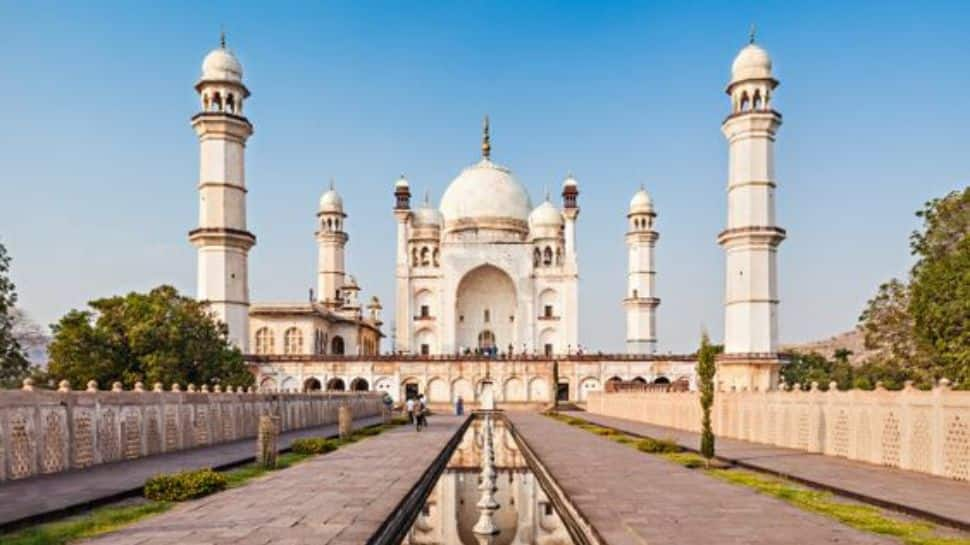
[389,416,409,426]
[592,427,618,436]
[635,437,681,454]
[144,468,227,502]
[290,437,338,455]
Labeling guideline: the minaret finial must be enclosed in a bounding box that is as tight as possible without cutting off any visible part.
[749,23,756,44]
[481,115,491,160]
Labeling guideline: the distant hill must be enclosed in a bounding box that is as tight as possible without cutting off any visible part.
[782,328,875,366]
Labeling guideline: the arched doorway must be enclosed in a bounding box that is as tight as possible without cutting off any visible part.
[303,378,322,392]
[654,376,670,384]
[455,265,516,353]
[327,378,346,391]
[632,377,647,385]
[350,378,369,391]
[331,336,345,355]
[477,330,496,351]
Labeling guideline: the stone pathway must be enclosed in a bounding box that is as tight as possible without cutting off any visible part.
[573,410,970,530]
[76,415,465,545]
[509,412,896,545]
[0,415,384,528]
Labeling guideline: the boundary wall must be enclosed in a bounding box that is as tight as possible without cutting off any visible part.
[587,382,970,481]
[0,384,382,482]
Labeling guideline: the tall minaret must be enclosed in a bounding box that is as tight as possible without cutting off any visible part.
[316,182,348,308]
[625,188,659,354]
[561,174,580,349]
[392,175,411,353]
[717,32,786,391]
[189,34,255,351]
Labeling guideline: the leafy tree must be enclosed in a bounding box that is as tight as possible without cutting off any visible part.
[47,285,253,390]
[0,242,32,389]
[858,279,919,368]
[909,235,970,386]
[697,332,717,463]
[910,188,970,269]
[782,351,854,391]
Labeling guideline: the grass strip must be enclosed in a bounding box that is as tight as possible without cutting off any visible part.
[0,418,407,545]
[0,501,172,545]
[546,412,970,545]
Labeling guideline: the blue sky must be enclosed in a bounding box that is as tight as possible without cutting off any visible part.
[1,1,968,353]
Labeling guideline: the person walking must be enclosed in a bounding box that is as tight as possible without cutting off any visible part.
[454,395,464,416]
[406,396,416,425]
[415,395,428,431]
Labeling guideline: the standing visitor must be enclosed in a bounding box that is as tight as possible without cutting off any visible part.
[455,395,464,416]
[406,396,416,425]
[415,394,429,431]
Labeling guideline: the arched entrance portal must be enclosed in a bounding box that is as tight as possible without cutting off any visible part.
[327,378,346,391]
[477,330,496,351]
[456,265,516,353]
[350,378,369,391]
[303,378,322,392]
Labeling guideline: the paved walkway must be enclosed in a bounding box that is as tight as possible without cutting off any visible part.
[0,415,385,528]
[509,412,896,545]
[76,415,465,545]
[572,411,970,530]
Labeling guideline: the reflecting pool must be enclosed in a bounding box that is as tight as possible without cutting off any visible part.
[400,415,576,545]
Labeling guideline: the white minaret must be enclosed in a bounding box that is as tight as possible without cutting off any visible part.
[717,33,786,391]
[316,182,348,308]
[190,35,254,351]
[392,175,412,353]
[561,174,580,349]
[625,188,659,354]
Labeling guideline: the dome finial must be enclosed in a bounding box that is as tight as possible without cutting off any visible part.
[544,185,551,202]
[749,23,756,44]
[329,178,335,191]
[481,115,491,160]
[220,26,227,49]
[423,189,430,205]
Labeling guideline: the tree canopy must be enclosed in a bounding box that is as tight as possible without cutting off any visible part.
[854,186,970,389]
[0,242,32,388]
[47,285,253,390]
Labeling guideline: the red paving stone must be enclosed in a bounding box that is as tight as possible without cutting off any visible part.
[574,410,970,530]
[509,412,897,545]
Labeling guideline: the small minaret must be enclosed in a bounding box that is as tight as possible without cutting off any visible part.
[717,31,786,391]
[316,182,348,308]
[625,187,659,354]
[392,175,411,353]
[189,34,254,351]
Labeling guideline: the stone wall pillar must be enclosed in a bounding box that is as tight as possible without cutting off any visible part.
[338,405,353,440]
[257,415,280,469]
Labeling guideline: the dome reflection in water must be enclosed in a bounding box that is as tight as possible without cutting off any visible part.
[401,417,575,545]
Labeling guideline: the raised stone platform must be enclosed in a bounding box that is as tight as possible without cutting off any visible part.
[0,415,383,529]
[75,415,466,545]
[572,410,970,531]
[508,412,895,545]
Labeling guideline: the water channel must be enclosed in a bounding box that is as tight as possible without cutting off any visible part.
[399,414,578,545]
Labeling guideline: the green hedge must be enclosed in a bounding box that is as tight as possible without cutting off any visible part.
[635,437,682,454]
[290,437,338,455]
[144,468,227,502]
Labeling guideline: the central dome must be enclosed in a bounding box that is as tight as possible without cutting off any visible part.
[439,158,532,227]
